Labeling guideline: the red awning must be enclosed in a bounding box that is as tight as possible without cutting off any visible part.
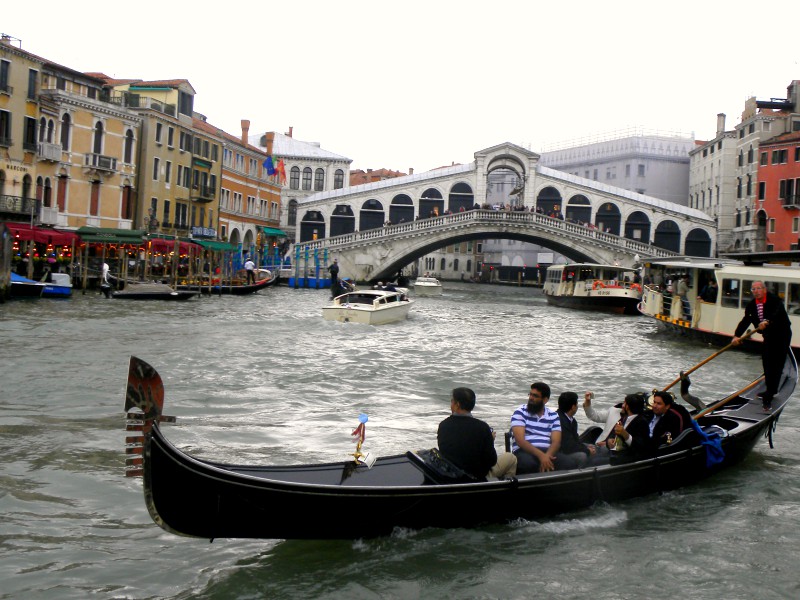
[147,238,195,254]
[4,223,79,246]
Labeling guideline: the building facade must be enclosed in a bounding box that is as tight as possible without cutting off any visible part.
[757,131,800,251]
[688,113,739,254]
[249,128,351,244]
[539,128,694,205]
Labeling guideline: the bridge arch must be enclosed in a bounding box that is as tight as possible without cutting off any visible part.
[624,210,651,244]
[300,210,326,241]
[330,204,355,237]
[596,202,621,235]
[566,194,591,223]
[448,182,474,213]
[537,186,563,215]
[360,199,385,231]
[486,153,527,177]
[653,219,680,252]
[420,188,444,219]
[685,228,712,257]
[389,194,414,224]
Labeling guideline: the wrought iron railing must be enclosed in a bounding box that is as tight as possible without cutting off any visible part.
[0,194,38,217]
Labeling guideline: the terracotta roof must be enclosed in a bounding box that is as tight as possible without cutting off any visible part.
[192,117,266,153]
[760,130,800,146]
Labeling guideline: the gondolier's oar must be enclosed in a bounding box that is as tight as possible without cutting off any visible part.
[663,328,757,392]
[692,375,765,420]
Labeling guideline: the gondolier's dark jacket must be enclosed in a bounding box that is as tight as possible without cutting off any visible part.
[734,291,792,346]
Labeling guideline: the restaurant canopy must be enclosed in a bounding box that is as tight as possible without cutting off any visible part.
[261,227,288,237]
[75,227,147,245]
[5,223,80,245]
[192,239,238,252]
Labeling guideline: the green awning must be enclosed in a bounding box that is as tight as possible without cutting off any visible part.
[76,227,147,244]
[193,239,238,251]
[261,227,287,237]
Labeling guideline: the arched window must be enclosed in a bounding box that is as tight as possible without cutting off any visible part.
[440,258,446,271]
[60,113,71,151]
[93,121,103,154]
[124,129,135,163]
[290,166,300,189]
[302,167,312,190]
[38,117,47,142]
[47,119,54,143]
[453,258,459,271]
[334,169,344,189]
[288,199,298,226]
[43,177,52,208]
[314,168,325,191]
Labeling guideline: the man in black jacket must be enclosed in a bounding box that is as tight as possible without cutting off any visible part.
[732,281,792,410]
[437,387,516,481]
[556,392,595,469]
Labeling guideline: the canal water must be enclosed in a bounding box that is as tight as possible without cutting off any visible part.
[1,282,798,599]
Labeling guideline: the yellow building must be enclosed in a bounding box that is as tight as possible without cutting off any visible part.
[1,34,140,230]
[205,118,283,260]
[95,77,222,240]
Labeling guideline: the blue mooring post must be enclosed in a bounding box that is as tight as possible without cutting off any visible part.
[313,248,320,289]
[293,245,301,289]
[303,246,310,288]
[323,248,329,288]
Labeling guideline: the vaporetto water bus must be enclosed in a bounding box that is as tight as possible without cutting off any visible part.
[638,257,800,354]
[543,263,643,315]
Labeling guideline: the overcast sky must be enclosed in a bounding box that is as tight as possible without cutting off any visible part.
[6,1,799,173]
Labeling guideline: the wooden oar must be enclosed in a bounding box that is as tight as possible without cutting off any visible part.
[663,328,757,392]
[692,375,764,420]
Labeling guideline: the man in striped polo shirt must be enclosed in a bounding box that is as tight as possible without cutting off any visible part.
[510,382,563,474]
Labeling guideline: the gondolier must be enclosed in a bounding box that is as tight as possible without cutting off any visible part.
[732,281,792,410]
[328,259,339,286]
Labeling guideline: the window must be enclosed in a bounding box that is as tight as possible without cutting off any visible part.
[165,161,172,184]
[153,157,160,181]
[334,169,344,189]
[768,218,776,233]
[24,117,36,150]
[93,122,103,154]
[738,151,744,167]
[90,180,100,216]
[155,122,163,144]
[124,130,134,163]
[736,177,742,199]
[747,145,753,163]
[178,91,193,117]
[637,164,645,177]
[302,167,312,190]
[27,68,38,100]
[748,123,755,134]
[163,200,170,225]
[314,168,325,191]
[758,181,766,200]
[795,147,800,162]
[290,167,300,190]
[625,164,631,177]
[720,278,741,309]
[761,152,768,166]
[792,217,799,233]
[167,126,174,147]
[60,113,71,150]
[746,175,752,197]
[0,60,9,92]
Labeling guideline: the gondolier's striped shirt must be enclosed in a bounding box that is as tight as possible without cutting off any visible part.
[510,404,561,453]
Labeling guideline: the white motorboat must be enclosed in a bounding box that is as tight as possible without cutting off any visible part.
[638,257,800,354]
[543,263,642,315]
[322,289,413,325]
[413,276,443,296]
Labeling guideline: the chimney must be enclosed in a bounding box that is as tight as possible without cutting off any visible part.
[409,167,414,175]
[286,126,293,138]
[716,113,726,136]
[265,132,275,156]
[241,119,250,145]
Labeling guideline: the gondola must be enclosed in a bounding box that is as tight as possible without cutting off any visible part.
[124,353,796,540]
[177,272,279,295]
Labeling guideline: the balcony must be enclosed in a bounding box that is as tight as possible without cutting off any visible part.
[190,185,216,203]
[782,195,800,209]
[0,195,38,218]
[38,141,62,162]
[0,82,12,95]
[84,153,118,173]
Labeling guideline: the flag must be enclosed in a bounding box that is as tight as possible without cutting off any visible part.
[264,156,275,175]
[690,420,725,468]
[276,159,287,184]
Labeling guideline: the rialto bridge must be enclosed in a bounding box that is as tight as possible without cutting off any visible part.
[293,143,715,282]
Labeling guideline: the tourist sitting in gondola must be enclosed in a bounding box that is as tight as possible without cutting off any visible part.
[643,391,687,451]
[583,390,624,443]
[591,392,650,465]
[437,387,517,482]
[556,392,596,469]
[510,382,568,473]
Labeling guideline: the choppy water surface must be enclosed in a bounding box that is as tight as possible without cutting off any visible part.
[1,282,798,599]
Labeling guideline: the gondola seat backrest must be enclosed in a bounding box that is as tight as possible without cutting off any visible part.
[656,426,701,455]
[407,449,481,484]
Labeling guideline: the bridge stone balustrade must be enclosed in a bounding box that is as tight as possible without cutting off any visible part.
[297,209,678,282]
